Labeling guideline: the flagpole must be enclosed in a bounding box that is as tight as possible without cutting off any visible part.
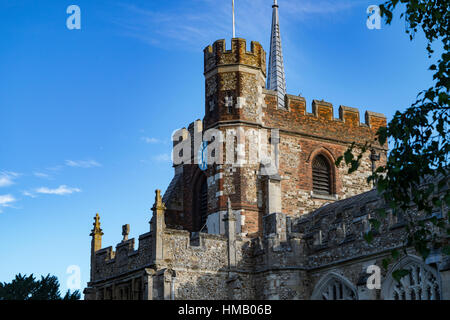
[232,0,235,38]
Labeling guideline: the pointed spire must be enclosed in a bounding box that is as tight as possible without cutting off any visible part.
[90,213,103,236]
[90,213,103,257]
[267,0,287,109]
[151,189,166,264]
[152,189,166,211]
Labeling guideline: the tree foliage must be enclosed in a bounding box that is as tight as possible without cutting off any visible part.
[0,273,81,300]
[337,0,449,264]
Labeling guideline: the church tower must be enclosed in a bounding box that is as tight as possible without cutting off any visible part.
[266,0,287,109]
[199,38,268,235]
[162,0,387,237]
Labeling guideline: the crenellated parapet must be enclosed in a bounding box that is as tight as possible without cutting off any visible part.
[92,231,153,282]
[263,90,387,147]
[312,100,334,121]
[365,111,388,130]
[204,38,266,75]
[89,190,245,284]
[90,223,250,288]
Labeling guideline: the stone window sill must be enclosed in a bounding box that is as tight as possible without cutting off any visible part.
[310,192,338,201]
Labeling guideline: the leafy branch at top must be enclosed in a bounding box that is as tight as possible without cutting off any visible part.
[338,0,449,271]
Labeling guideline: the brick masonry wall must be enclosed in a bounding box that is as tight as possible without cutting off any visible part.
[166,38,387,235]
[166,96,387,234]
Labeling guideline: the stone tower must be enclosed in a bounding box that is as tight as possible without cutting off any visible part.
[203,38,266,127]
[201,38,268,236]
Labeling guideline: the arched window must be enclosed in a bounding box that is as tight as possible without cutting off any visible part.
[383,256,441,300]
[312,155,332,195]
[311,273,357,300]
[193,175,208,232]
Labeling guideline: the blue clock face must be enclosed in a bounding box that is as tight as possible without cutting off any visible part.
[198,141,208,171]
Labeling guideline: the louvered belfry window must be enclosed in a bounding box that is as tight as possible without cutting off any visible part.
[312,155,331,195]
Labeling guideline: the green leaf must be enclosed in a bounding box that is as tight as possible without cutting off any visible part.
[443,246,450,256]
[377,127,388,146]
[418,245,431,259]
[369,218,381,231]
[445,193,450,206]
[376,208,387,218]
[344,149,353,164]
[392,269,410,282]
[382,258,391,270]
[364,231,374,244]
[391,249,399,260]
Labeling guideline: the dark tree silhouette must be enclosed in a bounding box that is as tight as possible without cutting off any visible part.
[0,273,80,300]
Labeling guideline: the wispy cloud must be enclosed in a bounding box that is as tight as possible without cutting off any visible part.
[35,185,81,196]
[141,137,161,144]
[0,171,20,187]
[33,172,52,179]
[22,191,37,198]
[46,165,64,172]
[111,0,362,50]
[283,0,365,15]
[65,160,101,168]
[0,194,16,213]
[113,1,235,49]
[153,153,172,163]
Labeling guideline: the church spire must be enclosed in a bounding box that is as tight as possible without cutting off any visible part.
[267,0,287,109]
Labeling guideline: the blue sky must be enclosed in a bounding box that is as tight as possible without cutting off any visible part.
[0,0,436,295]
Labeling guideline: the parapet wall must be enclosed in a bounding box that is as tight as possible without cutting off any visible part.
[93,232,153,282]
[163,230,230,270]
[92,226,252,283]
[264,90,387,147]
[204,38,266,75]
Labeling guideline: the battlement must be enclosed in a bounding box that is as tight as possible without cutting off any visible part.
[91,226,242,283]
[91,231,153,282]
[263,90,387,146]
[204,38,266,75]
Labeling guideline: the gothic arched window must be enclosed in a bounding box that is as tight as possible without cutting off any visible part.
[312,155,332,195]
[311,273,357,300]
[193,175,208,232]
[383,256,441,300]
